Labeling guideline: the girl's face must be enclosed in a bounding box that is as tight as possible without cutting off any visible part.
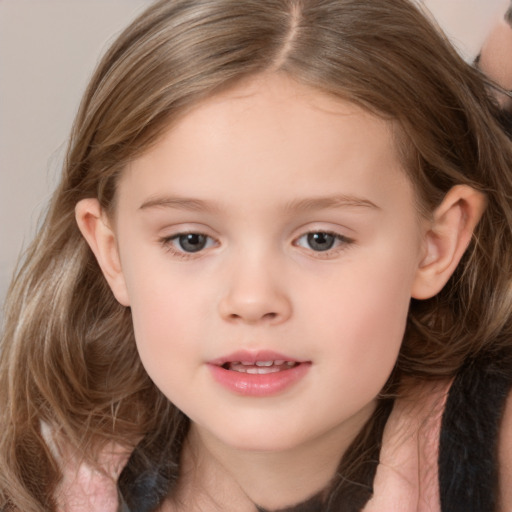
[110,74,427,453]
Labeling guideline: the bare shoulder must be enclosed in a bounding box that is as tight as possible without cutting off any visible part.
[499,390,512,512]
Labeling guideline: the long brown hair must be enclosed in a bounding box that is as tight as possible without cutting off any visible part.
[2,0,512,510]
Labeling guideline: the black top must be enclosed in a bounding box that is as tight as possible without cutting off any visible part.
[438,349,512,512]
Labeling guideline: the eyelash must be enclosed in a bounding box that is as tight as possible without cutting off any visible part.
[159,230,354,259]
[293,231,354,257]
[160,232,217,259]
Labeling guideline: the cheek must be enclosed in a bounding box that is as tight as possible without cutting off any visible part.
[120,257,211,384]
[127,288,209,411]
[304,249,416,391]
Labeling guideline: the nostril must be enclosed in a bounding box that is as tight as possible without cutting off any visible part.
[218,292,292,324]
[227,311,278,322]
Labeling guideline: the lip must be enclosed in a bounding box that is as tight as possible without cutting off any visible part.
[207,350,311,397]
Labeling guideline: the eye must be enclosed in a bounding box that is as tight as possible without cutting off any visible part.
[295,231,352,252]
[164,232,216,253]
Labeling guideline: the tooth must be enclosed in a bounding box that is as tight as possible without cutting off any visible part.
[274,360,285,365]
[255,361,273,367]
[254,367,285,374]
[286,362,295,366]
[241,361,252,366]
[234,367,247,373]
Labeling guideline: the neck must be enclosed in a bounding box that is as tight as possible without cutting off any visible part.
[175,401,376,511]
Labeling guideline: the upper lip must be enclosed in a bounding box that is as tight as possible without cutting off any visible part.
[208,350,307,366]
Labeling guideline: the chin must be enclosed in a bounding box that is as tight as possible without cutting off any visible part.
[213,426,312,453]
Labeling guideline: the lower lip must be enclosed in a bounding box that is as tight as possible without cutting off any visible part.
[207,363,310,397]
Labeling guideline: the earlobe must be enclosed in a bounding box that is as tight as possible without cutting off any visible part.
[75,199,130,306]
[412,185,486,300]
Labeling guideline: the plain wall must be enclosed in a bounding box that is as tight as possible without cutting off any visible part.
[0,0,150,309]
[0,0,509,309]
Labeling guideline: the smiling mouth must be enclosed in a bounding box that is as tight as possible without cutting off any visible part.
[223,360,298,374]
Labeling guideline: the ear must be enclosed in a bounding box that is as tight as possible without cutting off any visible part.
[75,199,130,306]
[412,185,486,300]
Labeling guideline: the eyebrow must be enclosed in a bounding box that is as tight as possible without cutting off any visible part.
[139,196,221,212]
[139,194,379,213]
[283,195,380,213]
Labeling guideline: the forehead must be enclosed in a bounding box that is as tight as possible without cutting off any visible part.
[163,73,398,153]
[117,73,412,212]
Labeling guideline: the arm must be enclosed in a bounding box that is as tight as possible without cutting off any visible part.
[499,391,512,512]
[477,8,512,112]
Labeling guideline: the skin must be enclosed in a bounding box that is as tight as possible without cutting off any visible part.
[498,392,512,510]
[478,17,512,111]
[76,73,486,510]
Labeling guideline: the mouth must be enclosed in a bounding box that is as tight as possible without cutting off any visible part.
[208,351,310,396]
[222,360,299,374]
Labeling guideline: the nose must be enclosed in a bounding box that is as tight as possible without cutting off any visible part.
[217,256,292,325]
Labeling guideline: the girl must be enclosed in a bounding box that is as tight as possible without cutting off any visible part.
[1,0,512,511]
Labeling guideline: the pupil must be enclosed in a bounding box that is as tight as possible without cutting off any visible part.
[179,234,206,252]
[307,232,335,251]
